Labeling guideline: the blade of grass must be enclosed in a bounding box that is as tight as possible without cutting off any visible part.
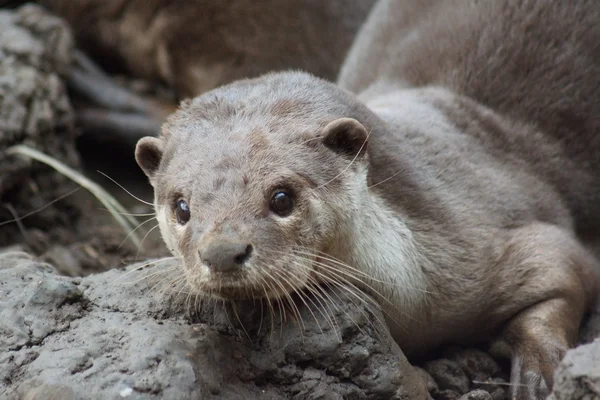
[5,144,142,247]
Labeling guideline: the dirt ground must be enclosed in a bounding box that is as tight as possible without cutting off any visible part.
[1,4,599,400]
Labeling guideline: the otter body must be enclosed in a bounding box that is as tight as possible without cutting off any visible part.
[42,0,375,98]
[136,1,600,399]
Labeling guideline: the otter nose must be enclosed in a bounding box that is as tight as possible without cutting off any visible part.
[200,242,253,272]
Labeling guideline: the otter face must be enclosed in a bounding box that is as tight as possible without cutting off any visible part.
[135,78,370,300]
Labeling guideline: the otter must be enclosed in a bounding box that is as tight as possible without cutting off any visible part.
[40,0,376,98]
[135,1,600,399]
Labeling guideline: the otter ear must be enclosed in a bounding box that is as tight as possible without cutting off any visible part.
[135,136,164,182]
[322,118,368,159]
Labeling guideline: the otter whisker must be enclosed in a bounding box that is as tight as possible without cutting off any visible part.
[304,264,407,335]
[268,252,368,332]
[277,260,345,335]
[264,274,288,337]
[3,204,33,245]
[119,215,159,249]
[135,223,162,257]
[294,248,432,294]
[367,169,404,189]
[151,270,187,297]
[302,277,343,324]
[299,276,343,339]
[302,275,362,337]
[304,271,379,339]
[221,299,238,334]
[276,248,412,325]
[308,257,397,305]
[257,275,278,340]
[113,256,178,283]
[184,289,194,316]
[231,302,252,341]
[99,209,157,217]
[96,170,154,207]
[171,280,193,298]
[315,127,372,190]
[257,296,265,336]
[294,251,423,324]
[0,187,81,228]
[193,293,203,322]
[123,265,179,286]
[268,268,307,333]
[269,267,315,334]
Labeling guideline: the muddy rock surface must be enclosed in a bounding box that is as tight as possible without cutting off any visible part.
[0,253,428,400]
[1,252,598,400]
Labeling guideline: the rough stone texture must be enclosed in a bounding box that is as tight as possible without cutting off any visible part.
[458,390,492,400]
[424,359,470,394]
[0,3,76,183]
[0,253,428,400]
[0,4,157,275]
[443,348,501,386]
[548,339,600,400]
[414,366,438,397]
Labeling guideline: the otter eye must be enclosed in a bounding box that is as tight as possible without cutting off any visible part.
[175,199,191,224]
[270,190,294,217]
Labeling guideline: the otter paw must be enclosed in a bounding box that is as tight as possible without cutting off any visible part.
[508,339,568,400]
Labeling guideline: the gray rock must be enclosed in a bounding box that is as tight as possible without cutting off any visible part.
[457,389,492,400]
[443,348,501,384]
[548,339,600,400]
[424,359,471,394]
[0,253,428,399]
[414,366,439,396]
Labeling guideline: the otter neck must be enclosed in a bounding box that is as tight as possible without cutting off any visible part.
[330,174,429,317]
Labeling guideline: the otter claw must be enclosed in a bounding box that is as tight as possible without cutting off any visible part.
[510,365,550,400]
[507,339,569,400]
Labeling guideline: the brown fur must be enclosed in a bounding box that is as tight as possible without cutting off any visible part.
[136,1,600,399]
[42,0,375,98]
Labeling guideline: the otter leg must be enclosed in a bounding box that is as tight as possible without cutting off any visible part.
[487,223,598,400]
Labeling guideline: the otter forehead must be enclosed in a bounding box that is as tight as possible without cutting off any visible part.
[155,121,336,212]
[161,71,354,140]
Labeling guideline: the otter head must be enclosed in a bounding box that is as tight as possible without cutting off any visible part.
[135,72,372,300]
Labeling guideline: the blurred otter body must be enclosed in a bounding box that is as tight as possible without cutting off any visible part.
[42,0,376,98]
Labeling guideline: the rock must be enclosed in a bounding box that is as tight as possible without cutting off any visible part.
[443,347,501,384]
[415,366,439,396]
[434,389,461,400]
[458,389,492,400]
[0,253,429,399]
[424,359,471,394]
[0,4,148,275]
[548,339,600,400]
[0,4,79,254]
[0,3,75,158]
